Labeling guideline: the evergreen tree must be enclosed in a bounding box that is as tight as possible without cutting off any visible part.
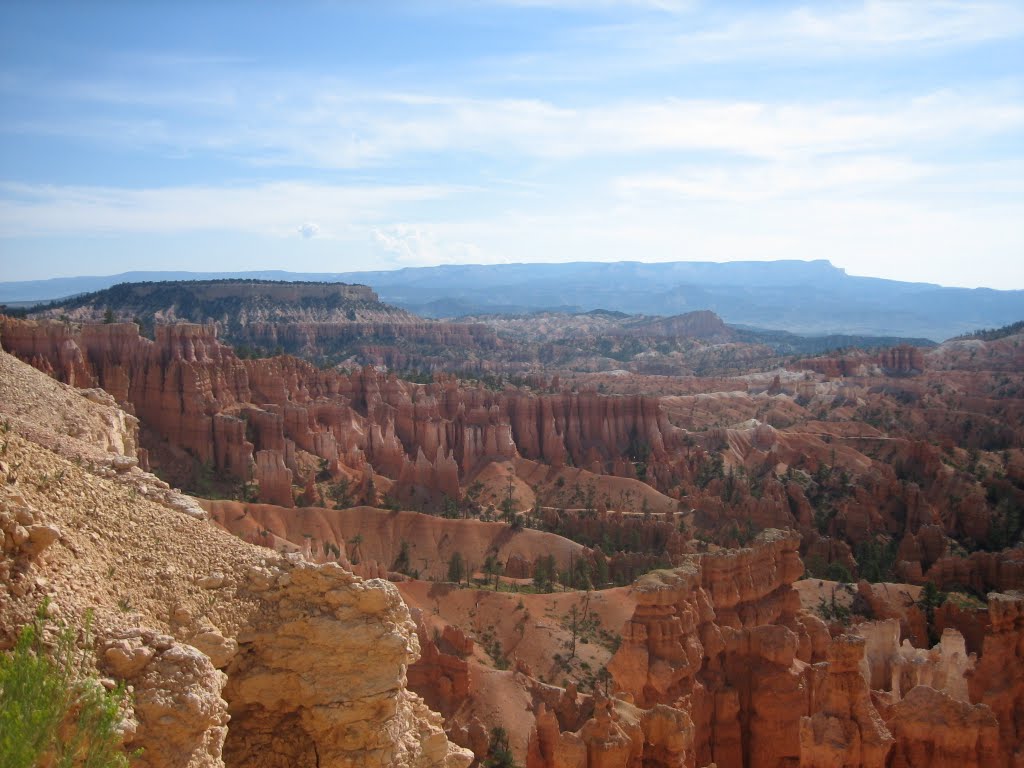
[447,551,466,584]
[482,727,518,768]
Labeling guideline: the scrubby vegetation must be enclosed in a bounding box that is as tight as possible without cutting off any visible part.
[953,320,1024,342]
[0,601,134,768]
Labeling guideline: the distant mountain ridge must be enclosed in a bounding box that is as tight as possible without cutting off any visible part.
[2,260,1022,340]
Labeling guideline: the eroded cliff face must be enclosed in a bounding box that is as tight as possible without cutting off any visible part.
[792,345,925,378]
[884,685,1001,768]
[0,318,692,509]
[517,529,1024,768]
[519,530,821,768]
[968,591,1024,766]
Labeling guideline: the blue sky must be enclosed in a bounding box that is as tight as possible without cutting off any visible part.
[0,1,1022,287]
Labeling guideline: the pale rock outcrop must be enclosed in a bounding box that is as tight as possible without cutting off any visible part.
[187,621,239,671]
[0,495,61,593]
[856,619,901,692]
[222,561,472,768]
[854,619,975,702]
[891,628,974,702]
[102,629,230,768]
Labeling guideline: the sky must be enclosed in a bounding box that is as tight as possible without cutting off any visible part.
[0,1,1022,288]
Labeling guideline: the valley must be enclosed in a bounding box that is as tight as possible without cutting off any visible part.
[1,277,1023,767]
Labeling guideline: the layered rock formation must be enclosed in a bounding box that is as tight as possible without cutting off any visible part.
[518,530,817,768]
[28,279,512,374]
[792,345,924,378]
[0,318,696,508]
[620,310,735,342]
[4,315,1021,596]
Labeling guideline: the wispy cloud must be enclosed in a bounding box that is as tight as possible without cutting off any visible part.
[614,155,934,202]
[6,79,1022,169]
[464,1,1024,88]
[683,1,1024,56]
[488,0,1024,49]
[0,182,452,238]
[512,0,1024,68]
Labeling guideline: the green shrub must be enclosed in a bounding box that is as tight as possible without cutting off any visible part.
[825,561,852,583]
[0,601,134,768]
[482,726,518,768]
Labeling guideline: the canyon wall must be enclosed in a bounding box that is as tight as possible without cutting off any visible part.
[0,318,691,505]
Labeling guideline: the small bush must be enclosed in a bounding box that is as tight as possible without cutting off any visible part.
[482,726,518,768]
[825,561,852,583]
[0,601,134,768]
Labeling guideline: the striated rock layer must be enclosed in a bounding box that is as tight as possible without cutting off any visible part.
[0,318,698,506]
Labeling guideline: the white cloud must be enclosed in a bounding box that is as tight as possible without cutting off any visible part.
[461,1,1024,88]
[372,224,484,266]
[346,89,1022,166]
[521,0,1024,74]
[298,221,320,239]
[486,0,1024,51]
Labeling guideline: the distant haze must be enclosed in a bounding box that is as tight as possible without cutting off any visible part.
[2,260,1021,341]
